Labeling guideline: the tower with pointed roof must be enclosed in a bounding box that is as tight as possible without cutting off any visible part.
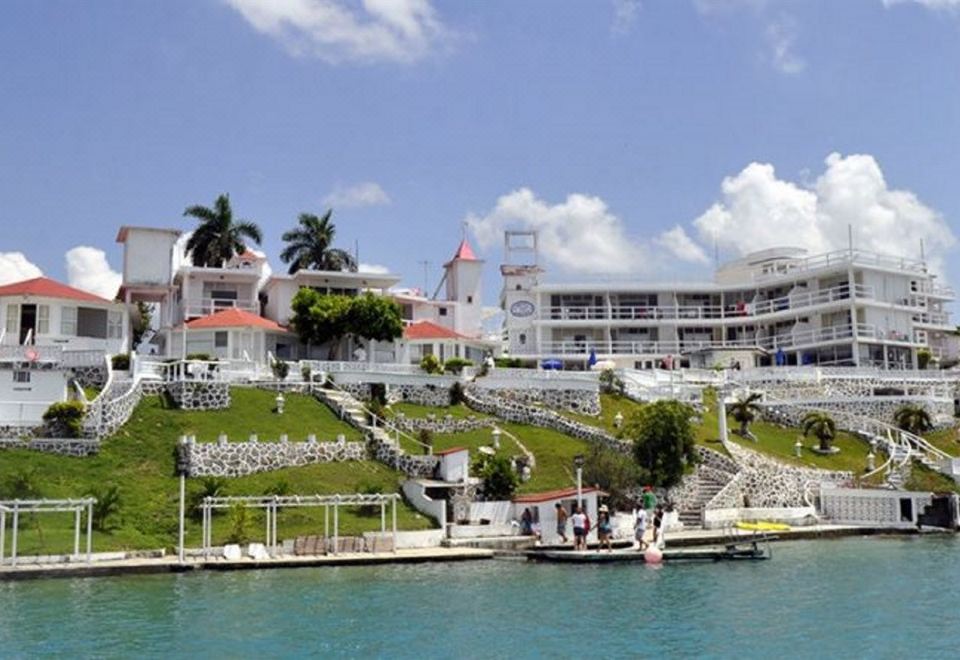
[443,238,484,338]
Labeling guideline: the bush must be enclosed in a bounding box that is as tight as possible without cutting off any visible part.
[42,401,86,438]
[111,353,130,370]
[475,454,519,500]
[918,348,933,370]
[86,484,122,531]
[370,383,387,405]
[226,502,252,544]
[301,364,312,382]
[583,446,645,511]
[272,360,290,381]
[1,467,43,500]
[418,428,434,450]
[368,397,386,423]
[443,357,474,374]
[190,477,226,522]
[449,381,465,405]
[598,368,625,396]
[420,354,443,375]
[494,357,525,369]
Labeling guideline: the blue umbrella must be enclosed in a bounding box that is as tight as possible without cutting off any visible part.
[541,359,563,370]
[775,348,786,366]
[587,348,597,368]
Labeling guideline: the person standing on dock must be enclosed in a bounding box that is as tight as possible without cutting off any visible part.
[571,506,587,551]
[642,486,657,516]
[634,506,648,551]
[597,506,613,552]
[652,506,665,549]
[555,502,569,544]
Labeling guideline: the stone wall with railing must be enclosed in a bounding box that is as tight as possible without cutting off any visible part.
[391,412,493,435]
[84,378,144,439]
[759,397,954,431]
[176,435,367,477]
[0,437,100,457]
[166,381,231,411]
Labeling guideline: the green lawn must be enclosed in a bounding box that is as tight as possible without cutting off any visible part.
[0,392,430,557]
[178,387,362,442]
[923,425,960,458]
[561,393,646,437]
[388,402,490,421]
[906,462,960,494]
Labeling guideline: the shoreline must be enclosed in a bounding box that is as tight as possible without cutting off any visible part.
[1,524,952,582]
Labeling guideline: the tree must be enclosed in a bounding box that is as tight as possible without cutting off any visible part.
[729,392,764,439]
[280,210,357,274]
[582,445,646,511]
[894,404,933,436]
[627,400,698,489]
[917,348,933,370]
[86,485,122,532]
[183,193,262,267]
[290,289,403,359]
[475,455,519,500]
[346,293,404,343]
[131,301,152,349]
[599,368,626,396]
[802,411,838,452]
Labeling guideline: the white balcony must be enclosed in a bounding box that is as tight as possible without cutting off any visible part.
[181,298,260,320]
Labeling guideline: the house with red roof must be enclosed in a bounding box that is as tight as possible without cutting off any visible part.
[167,307,291,362]
[0,276,128,354]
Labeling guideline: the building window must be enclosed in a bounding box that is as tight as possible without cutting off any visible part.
[439,307,448,316]
[215,331,228,348]
[12,371,30,384]
[61,306,77,336]
[36,305,49,335]
[107,311,123,339]
[519,333,526,345]
[467,296,473,304]
[5,304,18,335]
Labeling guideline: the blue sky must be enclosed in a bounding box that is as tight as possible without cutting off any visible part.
[1,0,959,304]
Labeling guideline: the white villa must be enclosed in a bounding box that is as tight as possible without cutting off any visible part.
[501,232,955,370]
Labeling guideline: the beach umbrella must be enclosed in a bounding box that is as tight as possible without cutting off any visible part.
[587,348,597,368]
[541,359,563,370]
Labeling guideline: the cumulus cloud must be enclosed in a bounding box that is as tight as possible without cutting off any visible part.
[693,152,956,273]
[611,0,641,34]
[466,188,654,276]
[0,252,43,286]
[323,181,391,208]
[65,247,122,300]
[224,0,455,64]
[765,17,804,74]
[358,262,390,274]
[883,0,960,9]
[655,226,711,265]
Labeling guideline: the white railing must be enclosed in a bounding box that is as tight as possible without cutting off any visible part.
[0,344,63,363]
[61,350,106,367]
[181,297,259,319]
[303,360,423,375]
[749,249,929,282]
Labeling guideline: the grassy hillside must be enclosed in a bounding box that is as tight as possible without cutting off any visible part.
[0,389,430,557]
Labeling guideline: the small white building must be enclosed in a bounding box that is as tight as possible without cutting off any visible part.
[168,308,291,362]
[513,486,601,545]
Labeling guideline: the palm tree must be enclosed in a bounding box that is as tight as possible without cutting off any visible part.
[893,404,933,436]
[86,484,122,532]
[183,194,262,267]
[280,210,357,274]
[802,411,837,452]
[729,392,763,439]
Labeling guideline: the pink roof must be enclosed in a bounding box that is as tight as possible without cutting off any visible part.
[185,308,287,332]
[403,320,466,341]
[435,446,468,457]
[0,277,113,303]
[451,239,477,261]
[513,486,601,504]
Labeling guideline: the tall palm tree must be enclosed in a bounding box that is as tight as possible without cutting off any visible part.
[893,404,933,436]
[280,210,357,275]
[802,411,837,452]
[729,392,763,439]
[183,194,263,267]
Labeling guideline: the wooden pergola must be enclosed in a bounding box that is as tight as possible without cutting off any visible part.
[0,498,95,568]
[197,493,400,559]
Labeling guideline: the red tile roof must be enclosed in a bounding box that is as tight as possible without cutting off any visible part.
[513,486,601,504]
[435,446,468,457]
[185,308,287,332]
[451,239,477,261]
[403,320,466,341]
[0,277,113,303]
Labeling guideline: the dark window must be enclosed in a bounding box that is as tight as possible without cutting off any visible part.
[13,371,30,383]
[439,308,448,316]
[519,333,526,345]
[215,332,228,348]
[467,296,473,304]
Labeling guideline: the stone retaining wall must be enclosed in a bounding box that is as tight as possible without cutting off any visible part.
[0,438,100,457]
[338,382,453,408]
[391,412,493,435]
[72,365,108,389]
[166,381,231,410]
[492,388,601,416]
[760,398,954,430]
[177,436,366,477]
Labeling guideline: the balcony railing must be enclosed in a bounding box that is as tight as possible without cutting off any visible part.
[0,344,63,363]
[542,283,872,323]
[749,249,928,282]
[182,298,260,319]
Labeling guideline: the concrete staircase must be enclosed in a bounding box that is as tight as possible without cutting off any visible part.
[316,388,398,448]
[677,471,734,528]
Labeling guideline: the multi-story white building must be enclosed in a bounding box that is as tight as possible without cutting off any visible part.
[502,234,955,370]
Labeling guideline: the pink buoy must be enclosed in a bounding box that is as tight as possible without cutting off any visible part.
[644,547,663,564]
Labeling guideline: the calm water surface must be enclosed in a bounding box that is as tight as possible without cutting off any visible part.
[1,536,958,658]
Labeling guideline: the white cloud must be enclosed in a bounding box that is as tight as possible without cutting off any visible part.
[224,0,455,64]
[765,17,805,74]
[655,225,711,265]
[358,262,390,274]
[323,181,391,208]
[65,247,122,300]
[883,0,960,9]
[466,188,653,276]
[611,0,641,34]
[693,152,956,273]
[0,252,43,286]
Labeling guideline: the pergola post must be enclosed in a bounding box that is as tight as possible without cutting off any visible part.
[333,501,339,556]
[178,473,186,564]
[324,504,329,552]
[86,500,93,563]
[11,503,19,568]
[392,496,398,554]
[271,502,278,556]
[74,507,81,558]
[380,501,386,534]
[1,508,6,565]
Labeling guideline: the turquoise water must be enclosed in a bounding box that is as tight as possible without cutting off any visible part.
[2,537,959,658]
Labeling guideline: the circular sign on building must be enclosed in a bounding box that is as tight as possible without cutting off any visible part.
[510,300,535,318]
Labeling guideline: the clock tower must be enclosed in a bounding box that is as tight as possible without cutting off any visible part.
[500,231,543,358]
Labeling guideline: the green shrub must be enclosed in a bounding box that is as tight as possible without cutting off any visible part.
[111,353,130,370]
[368,397,386,423]
[301,364,312,382]
[449,381,465,405]
[918,348,933,370]
[370,383,387,405]
[418,428,434,450]
[226,502,252,544]
[86,484,122,531]
[474,454,519,500]
[494,357,527,369]
[2,467,43,500]
[42,401,86,438]
[420,354,443,374]
[272,360,290,381]
[190,477,226,522]
[443,357,474,374]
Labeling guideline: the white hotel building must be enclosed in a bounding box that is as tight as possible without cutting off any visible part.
[502,236,955,370]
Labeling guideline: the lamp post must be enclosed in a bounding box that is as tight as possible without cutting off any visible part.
[867,451,876,472]
[613,411,624,429]
[491,427,501,450]
[794,437,803,458]
[574,454,585,508]
[275,392,285,415]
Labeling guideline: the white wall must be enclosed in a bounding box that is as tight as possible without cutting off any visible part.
[123,229,178,286]
[0,369,69,424]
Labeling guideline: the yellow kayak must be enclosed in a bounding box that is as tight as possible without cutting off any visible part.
[735,521,791,532]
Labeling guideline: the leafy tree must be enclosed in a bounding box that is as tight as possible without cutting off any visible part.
[893,404,933,436]
[729,392,764,438]
[271,359,290,381]
[280,210,357,274]
[917,348,933,370]
[86,485,122,532]
[290,289,352,350]
[131,301,153,349]
[802,411,838,452]
[599,368,625,396]
[183,193,262,267]
[346,293,404,343]
[474,455,519,500]
[627,400,698,489]
[582,445,646,511]
[190,477,226,522]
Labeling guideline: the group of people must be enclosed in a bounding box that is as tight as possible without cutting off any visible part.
[633,489,665,552]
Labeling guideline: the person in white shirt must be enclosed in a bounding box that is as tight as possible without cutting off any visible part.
[634,506,648,551]
[571,506,587,551]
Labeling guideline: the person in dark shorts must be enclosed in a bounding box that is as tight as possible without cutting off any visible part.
[555,502,569,543]
[571,506,587,550]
